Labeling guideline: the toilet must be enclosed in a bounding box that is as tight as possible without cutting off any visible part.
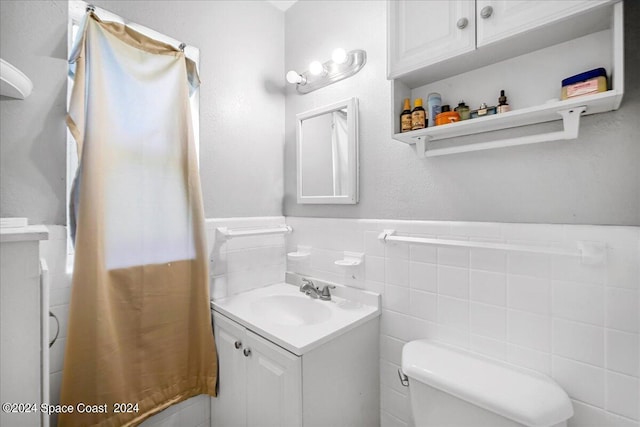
[401,340,573,427]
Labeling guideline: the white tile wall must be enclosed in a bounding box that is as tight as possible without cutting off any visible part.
[206,216,287,299]
[285,217,640,427]
[39,218,639,427]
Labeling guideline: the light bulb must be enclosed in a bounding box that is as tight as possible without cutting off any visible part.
[332,48,348,64]
[286,70,304,84]
[309,60,325,76]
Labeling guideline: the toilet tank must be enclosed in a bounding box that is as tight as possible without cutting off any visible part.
[402,340,573,427]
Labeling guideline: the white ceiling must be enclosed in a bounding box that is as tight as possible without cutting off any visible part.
[267,0,297,12]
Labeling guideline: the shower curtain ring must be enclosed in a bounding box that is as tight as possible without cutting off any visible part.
[178,43,186,52]
[86,4,95,13]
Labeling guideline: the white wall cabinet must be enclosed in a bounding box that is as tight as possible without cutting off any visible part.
[388,0,615,80]
[387,0,475,79]
[210,310,379,427]
[387,0,623,157]
[476,0,611,47]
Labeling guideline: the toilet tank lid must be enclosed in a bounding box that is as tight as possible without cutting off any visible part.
[402,340,573,427]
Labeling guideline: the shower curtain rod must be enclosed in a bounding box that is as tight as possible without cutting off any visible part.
[84,3,189,53]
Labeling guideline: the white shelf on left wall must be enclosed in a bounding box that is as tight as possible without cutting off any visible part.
[0,59,33,99]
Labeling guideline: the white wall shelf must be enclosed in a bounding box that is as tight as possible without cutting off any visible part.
[0,59,33,99]
[389,1,624,158]
[394,91,622,157]
[0,225,49,243]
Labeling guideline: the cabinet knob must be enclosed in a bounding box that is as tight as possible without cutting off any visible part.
[243,348,252,357]
[480,5,493,19]
[234,340,242,349]
[456,17,468,29]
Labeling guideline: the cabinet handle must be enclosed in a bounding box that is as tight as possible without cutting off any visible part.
[234,340,242,349]
[49,311,60,348]
[243,348,252,357]
[480,5,493,19]
[456,17,468,29]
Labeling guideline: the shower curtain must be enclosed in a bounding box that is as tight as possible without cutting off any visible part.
[61,12,217,426]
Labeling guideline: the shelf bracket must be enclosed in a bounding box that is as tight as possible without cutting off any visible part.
[422,105,587,157]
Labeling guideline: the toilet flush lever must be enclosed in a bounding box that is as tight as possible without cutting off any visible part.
[398,369,409,387]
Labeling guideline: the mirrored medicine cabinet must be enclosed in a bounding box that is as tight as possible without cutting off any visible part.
[296,97,359,204]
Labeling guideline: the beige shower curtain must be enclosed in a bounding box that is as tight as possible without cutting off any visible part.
[61,12,217,427]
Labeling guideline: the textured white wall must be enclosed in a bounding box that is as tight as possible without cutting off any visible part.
[0,0,285,223]
[0,0,68,224]
[283,1,640,226]
[81,0,286,218]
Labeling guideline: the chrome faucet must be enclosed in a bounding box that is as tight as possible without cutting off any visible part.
[299,278,336,301]
[299,278,319,299]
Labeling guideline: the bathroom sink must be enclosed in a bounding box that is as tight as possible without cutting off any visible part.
[211,281,380,355]
[251,295,332,326]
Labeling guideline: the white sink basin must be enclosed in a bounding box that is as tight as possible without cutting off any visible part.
[251,295,332,326]
[212,282,380,355]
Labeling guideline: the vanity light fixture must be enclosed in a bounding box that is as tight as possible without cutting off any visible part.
[308,60,326,76]
[331,48,348,65]
[286,70,306,85]
[286,48,367,94]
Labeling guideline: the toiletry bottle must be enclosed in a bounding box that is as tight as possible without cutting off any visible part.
[400,98,412,133]
[411,98,426,130]
[471,102,497,119]
[427,93,441,127]
[497,90,511,113]
[454,101,470,120]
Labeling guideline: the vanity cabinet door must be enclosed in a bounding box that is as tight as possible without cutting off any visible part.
[211,312,248,427]
[388,0,475,79]
[476,0,612,48]
[245,330,302,427]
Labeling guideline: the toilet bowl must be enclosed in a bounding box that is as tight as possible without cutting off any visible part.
[401,340,573,427]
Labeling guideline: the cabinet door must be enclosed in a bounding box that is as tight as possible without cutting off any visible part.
[211,312,247,427]
[476,0,612,47]
[245,330,302,427]
[0,241,42,427]
[388,0,475,78]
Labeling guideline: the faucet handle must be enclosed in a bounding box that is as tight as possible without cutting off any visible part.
[319,284,336,300]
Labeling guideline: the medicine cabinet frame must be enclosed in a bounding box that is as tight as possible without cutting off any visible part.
[296,97,359,204]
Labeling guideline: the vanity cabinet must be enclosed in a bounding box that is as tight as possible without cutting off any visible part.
[387,0,623,157]
[211,312,302,427]
[211,309,380,427]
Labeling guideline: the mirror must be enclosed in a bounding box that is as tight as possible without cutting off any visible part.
[296,97,358,204]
